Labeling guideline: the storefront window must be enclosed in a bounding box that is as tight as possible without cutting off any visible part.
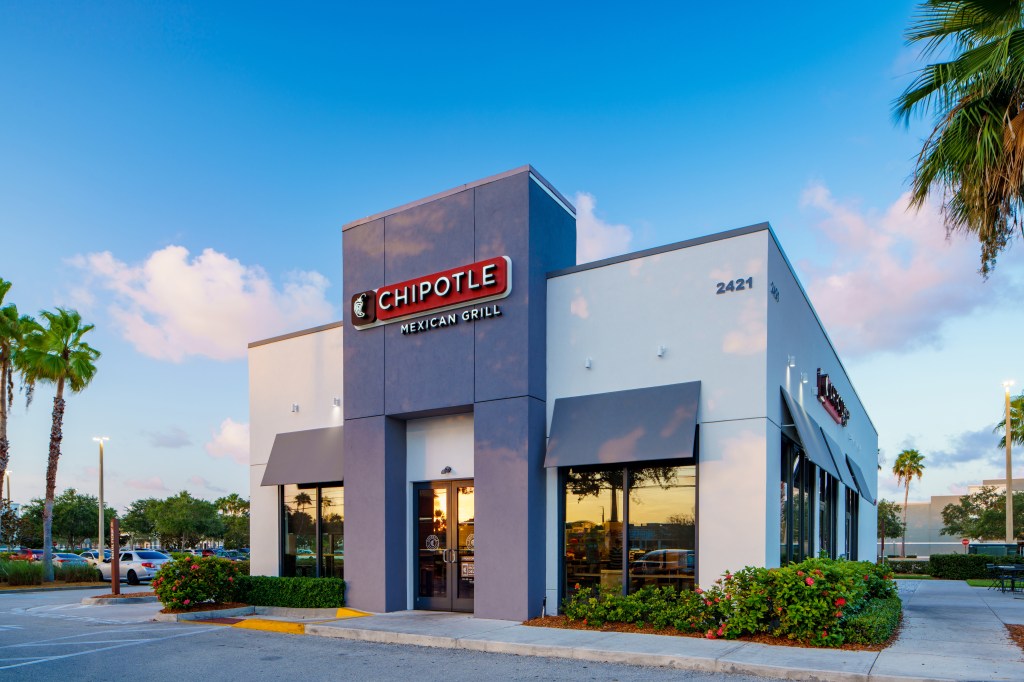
[563,463,695,598]
[780,437,815,565]
[281,483,344,578]
[819,470,837,558]
[845,487,859,560]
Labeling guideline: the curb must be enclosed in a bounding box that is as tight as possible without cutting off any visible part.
[154,606,255,622]
[81,595,159,605]
[300,625,950,682]
[0,584,109,595]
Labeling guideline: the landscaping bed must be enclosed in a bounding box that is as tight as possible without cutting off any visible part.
[160,601,249,614]
[92,590,155,599]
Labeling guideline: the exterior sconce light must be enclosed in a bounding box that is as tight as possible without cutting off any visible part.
[585,357,592,369]
[291,403,300,413]
[787,355,796,368]
[657,345,666,358]
[332,397,341,407]
[441,466,452,475]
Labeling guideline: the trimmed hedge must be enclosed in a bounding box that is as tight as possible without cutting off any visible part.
[928,554,1024,580]
[237,575,345,608]
[884,559,929,575]
[844,596,901,644]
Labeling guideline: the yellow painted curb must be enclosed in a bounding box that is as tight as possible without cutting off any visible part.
[335,607,370,619]
[232,619,305,635]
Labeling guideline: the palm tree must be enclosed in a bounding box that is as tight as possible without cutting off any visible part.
[893,449,926,557]
[893,1,1024,276]
[18,308,100,581]
[996,391,1024,448]
[0,279,36,498]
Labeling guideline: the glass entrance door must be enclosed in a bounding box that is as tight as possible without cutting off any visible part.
[414,480,474,612]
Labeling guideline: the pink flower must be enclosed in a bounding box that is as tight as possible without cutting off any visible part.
[191,564,199,571]
[704,600,712,606]
[725,573,732,580]
[714,597,720,603]
[172,586,177,591]
[796,570,805,577]
[184,599,191,605]
[835,611,843,618]
[694,587,703,594]
[228,576,234,582]
[835,597,846,607]
[717,626,724,636]
[705,630,715,639]
[805,577,815,586]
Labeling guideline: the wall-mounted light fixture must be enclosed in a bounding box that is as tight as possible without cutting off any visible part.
[441,466,452,475]
[657,345,666,358]
[787,355,796,368]
[332,397,341,407]
[291,403,300,413]
[585,357,592,369]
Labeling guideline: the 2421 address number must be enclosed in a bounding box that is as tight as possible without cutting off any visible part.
[716,277,753,295]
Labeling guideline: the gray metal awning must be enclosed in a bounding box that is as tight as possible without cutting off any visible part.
[780,388,842,482]
[845,454,877,506]
[544,381,699,468]
[261,426,344,486]
[820,429,858,490]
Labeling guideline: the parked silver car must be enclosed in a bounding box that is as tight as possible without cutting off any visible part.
[52,552,90,567]
[97,550,171,585]
[79,549,112,566]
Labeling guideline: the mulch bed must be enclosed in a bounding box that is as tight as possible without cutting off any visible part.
[523,615,900,652]
[1006,624,1024,653]
[92,591,156,599]
[159,601,249,614]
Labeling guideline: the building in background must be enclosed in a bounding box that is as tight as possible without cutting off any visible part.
[248,167,878,621]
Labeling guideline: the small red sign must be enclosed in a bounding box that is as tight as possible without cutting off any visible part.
[352,256,511,329]
[962,538,970,546]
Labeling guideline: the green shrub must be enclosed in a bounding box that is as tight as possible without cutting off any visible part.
[884,559,929,575]
[561,558,900,647]
[0,560,44,586]
[237,575,345,608]
[170,552,192,561]
[844,596,901,644]
[928,554,1024,580]
[152,556,242,610]
[54,563,101,583]
[234,560,250,576]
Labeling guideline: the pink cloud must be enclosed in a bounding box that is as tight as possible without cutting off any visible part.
[798,184,1019,357]
[69,245,334,362]
[188,475,227,493]
[205,418,249,465]
[124,476,168,492]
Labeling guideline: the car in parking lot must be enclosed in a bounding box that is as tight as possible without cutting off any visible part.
[629,549,695,576]
[52,552,90,567]
[12,548,44,561]
[79,549,112,565]
[97,550,172,585]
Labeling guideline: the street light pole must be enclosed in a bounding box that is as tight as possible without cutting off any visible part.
[1004,382,1015,545]
[93,437,108,557]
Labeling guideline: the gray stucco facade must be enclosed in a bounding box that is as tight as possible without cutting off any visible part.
[341,168,575,619]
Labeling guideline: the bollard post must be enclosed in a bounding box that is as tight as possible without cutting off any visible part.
[111,517,120,596]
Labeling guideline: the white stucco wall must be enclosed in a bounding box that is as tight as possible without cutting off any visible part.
[248,323,344,576]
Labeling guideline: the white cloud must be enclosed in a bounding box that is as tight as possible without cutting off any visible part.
[799,184,1018,357]
[188,475,227,493]
[574,192,634,264]
[205,418,249,465]
[70,245,334,362]
[145,426,192,449]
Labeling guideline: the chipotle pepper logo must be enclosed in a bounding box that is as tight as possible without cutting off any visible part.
[351,256,510,329]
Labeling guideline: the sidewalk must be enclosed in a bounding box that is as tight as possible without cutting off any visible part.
[285,580,1024,682]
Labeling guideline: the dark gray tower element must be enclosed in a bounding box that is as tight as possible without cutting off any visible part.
[342,166,575,619]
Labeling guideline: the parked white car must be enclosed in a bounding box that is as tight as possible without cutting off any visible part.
[79,549,112,566]
[97,550,171,585]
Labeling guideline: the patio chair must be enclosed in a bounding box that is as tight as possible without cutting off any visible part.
[986,564,1006,591]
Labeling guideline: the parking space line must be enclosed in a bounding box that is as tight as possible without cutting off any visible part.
[0,627,218,670]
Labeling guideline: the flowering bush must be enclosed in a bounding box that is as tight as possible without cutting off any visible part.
[153,556,241,610]
[561,558,899,647]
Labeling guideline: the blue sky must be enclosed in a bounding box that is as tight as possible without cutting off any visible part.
[1,2,1022,510]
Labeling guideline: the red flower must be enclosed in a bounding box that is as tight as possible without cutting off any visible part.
[805,577,814,586]
[714,597,720,603]
[582,618,588,626]
[821,630,827,638]
[796,570,805,577]
[705,630,715,639]
[704,600,712,606]
[835,611,843,618]
[835,597,846,607]
[184,599,191,605]
[695,587,703,594]
[191,564,199,571]
[228,576,234,583]
[717,626,724,636]
[725,573,732,580]
[863,575,869,581]
[172,586,177,591]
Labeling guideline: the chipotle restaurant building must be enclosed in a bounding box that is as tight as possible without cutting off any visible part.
[248,166,878,621]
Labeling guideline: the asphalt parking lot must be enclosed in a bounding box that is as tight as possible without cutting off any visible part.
[0,588,779,681]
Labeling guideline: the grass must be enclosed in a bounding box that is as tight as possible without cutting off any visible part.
[966,578,1002,588]
[893,573,934,580]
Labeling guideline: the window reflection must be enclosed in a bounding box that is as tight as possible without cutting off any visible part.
[281,484,344,578]
[320,487,344,579]
[564,468,624,596]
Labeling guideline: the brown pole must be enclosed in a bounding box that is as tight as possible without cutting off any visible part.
[111,517,120,596]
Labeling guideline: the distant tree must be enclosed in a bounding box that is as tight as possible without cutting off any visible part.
[0,499,18,547]
[893,449,926,556]
[153,491,224,550]
[565,467,680,523]
[17,308,100,580]
[215,493,250,549]
[942,486,1024,540]
[996,392,1024,448]
[17,500,43,548]
[121,498,160,548]
[877,499,907,558]
[12,490,113,549]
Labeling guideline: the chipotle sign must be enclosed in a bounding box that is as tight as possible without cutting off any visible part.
[351,256,511,329]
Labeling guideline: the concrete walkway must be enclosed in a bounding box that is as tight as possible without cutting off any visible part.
[295,581,1024,682]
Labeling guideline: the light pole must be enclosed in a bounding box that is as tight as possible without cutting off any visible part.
[93,437,108,556]
[1004,382,1015,545]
